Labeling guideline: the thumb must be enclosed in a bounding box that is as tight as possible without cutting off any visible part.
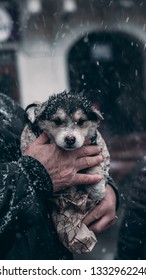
[35,133,50,144]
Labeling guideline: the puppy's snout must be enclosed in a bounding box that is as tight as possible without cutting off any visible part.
[65,135,76,145]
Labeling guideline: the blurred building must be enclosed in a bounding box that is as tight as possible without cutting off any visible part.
[2,0,145,107]
[0,0,146,259]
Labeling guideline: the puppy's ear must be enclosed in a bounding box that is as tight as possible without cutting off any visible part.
[25,102,41,123]
[91,106,104,122]
[25,101,47,123]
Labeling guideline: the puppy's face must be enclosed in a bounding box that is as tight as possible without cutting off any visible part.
[38,107,100,150]
[25,92,103,150]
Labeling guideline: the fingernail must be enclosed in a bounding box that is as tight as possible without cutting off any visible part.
[97,175,103,180]
[98,156,104,161]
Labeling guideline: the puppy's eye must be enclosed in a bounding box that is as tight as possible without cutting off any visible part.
[77,119,85,126]
[53,118,64,125]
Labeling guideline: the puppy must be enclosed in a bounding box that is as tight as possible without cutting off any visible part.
[21,91,110,253]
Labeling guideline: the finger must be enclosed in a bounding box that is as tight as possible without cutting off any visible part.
[73,173,102,186]
[35,133,50,144]
[75,145,101,158]
[88,216,116,234]
[76,155,103,171]
[83,205,103,226]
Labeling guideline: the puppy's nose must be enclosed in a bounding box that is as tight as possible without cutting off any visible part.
[65,136,76,145]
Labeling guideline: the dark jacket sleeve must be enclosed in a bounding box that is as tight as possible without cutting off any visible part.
[107,175,119,210]
[0,156,53,238]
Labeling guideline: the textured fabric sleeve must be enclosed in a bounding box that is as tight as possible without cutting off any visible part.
[0,156,53,237]
[107,175,119,210]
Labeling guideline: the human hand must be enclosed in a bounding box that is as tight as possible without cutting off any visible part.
[83,184,117,233]
[23,133,103,192]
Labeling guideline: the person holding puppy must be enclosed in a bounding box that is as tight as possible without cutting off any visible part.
[0,93,118,260]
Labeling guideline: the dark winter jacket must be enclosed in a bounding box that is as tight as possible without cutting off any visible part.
[0,93,72,260]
